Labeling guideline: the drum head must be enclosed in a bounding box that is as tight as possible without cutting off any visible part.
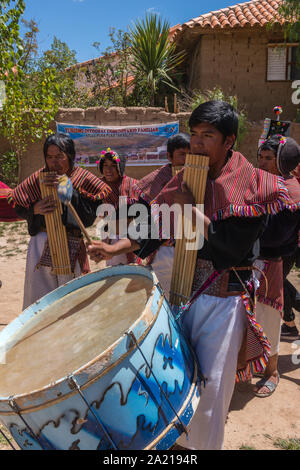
[0,269,153,397]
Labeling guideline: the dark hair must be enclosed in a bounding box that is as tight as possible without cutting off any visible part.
[43,133,76,169]
[189,100,239,142]
[167,133,190,158]
[258,135,300,176]
[258,135,280,157]
[98,151,126,177]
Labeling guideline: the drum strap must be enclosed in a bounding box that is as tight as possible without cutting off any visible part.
[8,397,46,450]
[126,330,189,440]
[67,375,119,450]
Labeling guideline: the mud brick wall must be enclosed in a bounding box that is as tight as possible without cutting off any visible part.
[1,106,300,183]
[187,29,298,122]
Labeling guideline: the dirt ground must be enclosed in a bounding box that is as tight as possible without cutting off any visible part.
[0,220,299,451]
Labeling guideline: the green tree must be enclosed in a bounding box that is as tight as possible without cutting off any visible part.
[179,87,249,149]
[129,13,185,106]
[81,28,134,108]
[35,36,80,107]
[279,0,300,61]
[0,0,25,76]
[0,1,61,182]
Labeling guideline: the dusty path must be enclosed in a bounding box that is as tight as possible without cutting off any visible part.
[0,221,299,450]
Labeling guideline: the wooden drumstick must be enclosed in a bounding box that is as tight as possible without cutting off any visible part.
[57,175,93,245]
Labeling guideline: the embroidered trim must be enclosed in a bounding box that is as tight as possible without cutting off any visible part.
[211,177,300,221]
[236,293,271,383]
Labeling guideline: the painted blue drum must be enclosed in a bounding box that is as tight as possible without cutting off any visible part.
[0,265,201,450]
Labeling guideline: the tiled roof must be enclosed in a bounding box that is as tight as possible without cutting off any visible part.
[70,1,285,70]
[176,0,284,34]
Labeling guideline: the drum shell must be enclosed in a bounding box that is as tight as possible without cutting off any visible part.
[0,265,200,450]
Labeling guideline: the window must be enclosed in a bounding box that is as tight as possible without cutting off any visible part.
[267,44,300,81]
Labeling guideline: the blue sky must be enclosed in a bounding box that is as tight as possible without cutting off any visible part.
[22,0,235,64]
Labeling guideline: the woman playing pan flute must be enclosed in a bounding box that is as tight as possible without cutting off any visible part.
[8,133,114,309]
[87,101,300,450]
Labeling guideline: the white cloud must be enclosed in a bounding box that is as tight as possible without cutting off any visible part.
[146,7,160,15]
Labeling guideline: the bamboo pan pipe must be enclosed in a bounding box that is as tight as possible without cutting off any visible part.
[171,166,182,178]
[169,154,209,306]
[39,172,72,276]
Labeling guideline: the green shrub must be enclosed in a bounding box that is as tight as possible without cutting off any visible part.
[0,151,18,187]
[179,86,249,149]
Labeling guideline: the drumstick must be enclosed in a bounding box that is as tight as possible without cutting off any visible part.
[57,175,93,245]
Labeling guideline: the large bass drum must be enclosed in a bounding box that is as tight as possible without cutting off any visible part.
[0,265,200,450]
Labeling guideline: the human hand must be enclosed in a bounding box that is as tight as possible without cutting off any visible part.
[86,241,115,263]
[173,182,195,209]
[33,196,57,215]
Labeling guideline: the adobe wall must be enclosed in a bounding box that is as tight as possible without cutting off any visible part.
[1,106,300,183]
[188,29,298,122]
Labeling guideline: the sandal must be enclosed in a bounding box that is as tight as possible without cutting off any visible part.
[253,374,280,398]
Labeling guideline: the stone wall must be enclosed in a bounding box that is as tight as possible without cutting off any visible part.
[1,106,300,183]
[187,29,298,122]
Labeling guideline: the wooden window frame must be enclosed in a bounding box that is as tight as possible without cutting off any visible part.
[267,43,299,82]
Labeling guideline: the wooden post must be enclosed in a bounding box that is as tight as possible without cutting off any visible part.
[165,96,169,113]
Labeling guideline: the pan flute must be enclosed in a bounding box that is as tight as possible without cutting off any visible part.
[39,172,72,276]
[169,154,209,306]
[171,166,183,178]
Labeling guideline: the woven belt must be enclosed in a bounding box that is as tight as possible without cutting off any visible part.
[191,259,251,298]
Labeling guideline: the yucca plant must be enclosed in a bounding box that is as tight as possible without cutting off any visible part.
[129,13,185,106]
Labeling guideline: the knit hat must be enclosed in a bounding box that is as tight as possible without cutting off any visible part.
[276,137,300,177]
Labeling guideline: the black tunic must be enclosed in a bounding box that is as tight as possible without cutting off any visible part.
[14,189,99,236]
[133,209,268,287]
[260,209,300,259]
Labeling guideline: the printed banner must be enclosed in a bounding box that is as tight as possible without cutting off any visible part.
[56,121,179,166]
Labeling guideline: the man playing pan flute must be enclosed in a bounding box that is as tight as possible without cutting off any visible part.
[133,133,191,205]
[87,101,300,450]
[96,135,190,293]
[8,133,114,310]
[126,133,190,295]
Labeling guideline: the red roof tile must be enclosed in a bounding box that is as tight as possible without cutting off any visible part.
[178,0,284,33]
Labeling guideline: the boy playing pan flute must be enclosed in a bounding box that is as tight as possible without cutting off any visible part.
[87,101,299,450]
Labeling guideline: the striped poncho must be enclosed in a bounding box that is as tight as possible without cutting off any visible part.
[7,166,115,209]
[152,151,300,382]
[133,164,173,204]
[101,175,139,208]
[154,151,300,233]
